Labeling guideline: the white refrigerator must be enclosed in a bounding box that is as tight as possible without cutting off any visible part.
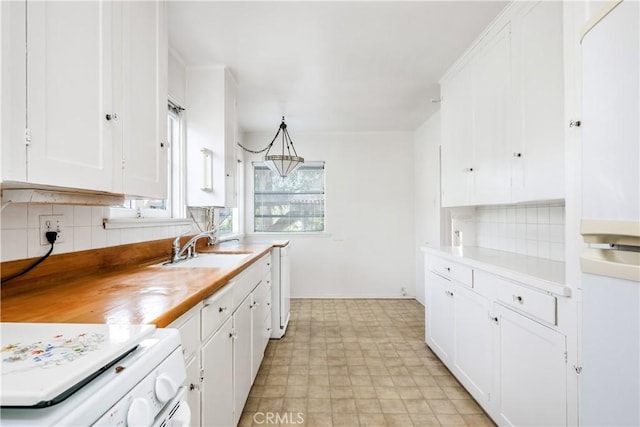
[580,1,640,426]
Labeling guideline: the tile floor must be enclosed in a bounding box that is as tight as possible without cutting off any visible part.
[239,299,495,426]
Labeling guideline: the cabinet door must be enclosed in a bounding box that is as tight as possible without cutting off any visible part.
[223,70,238,208]
[471,23,512,205]
[251,284,265,382]
[26,1,114,192]
[495,304,567,427]
[119,0,168,199]
[184,355,201,427]
[441,64,474,207]
[233,294,253,426]
[453,286,493,406]
[425,271,455,362]
[201,316,233,427]
[511,1,564,202]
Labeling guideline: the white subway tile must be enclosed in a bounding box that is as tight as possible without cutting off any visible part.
[27,204,53,228]
[550,225,565,243]
[27,228,48,258]
[506,207,516,224]
[91,226,108,249]
[526,224,538,241]
[497,208,507,224]
[1,229,28,261]
[517,239,527,255]
[526,207,537,224]
[1,204,28,229]
[74,226,92,251]
[91,207,107,227]
[106,229,122,247]
[537,206,550,224]
[52,205,74,222]
[526,240,538,257]
[74,206,93,226]
[51,228,74,255]
[550,243,565,261]
[121,228,144,245]
[550,207,564,225]
[538,241,550,259]
[538,224,550,242]
[516,208,526,224]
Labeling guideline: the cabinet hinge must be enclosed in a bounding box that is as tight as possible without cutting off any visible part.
[25,128,31,146]
[574,365,583,374]
[121,159,125,170]
[199,368,205,382]
[564,351,568,364]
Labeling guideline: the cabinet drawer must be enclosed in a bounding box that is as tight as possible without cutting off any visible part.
[201,284,234,340]
[427,256,474,287]
[168,304,201,362]
[235,254,271,304]
[494,277,557,325]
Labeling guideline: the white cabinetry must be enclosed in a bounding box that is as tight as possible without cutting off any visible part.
[510,1,564,202]
[167,253,272,427]
[186,67,238,208]
[0,1,168,199]
[424,252,568,426]
[440,1,564,207]
[494,304,567,427]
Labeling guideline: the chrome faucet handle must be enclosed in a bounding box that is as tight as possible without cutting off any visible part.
[172,231,191,261]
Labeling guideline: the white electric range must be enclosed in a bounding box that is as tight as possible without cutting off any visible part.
[0,323,189,426]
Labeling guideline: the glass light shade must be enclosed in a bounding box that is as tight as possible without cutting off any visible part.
[264,154,305,178]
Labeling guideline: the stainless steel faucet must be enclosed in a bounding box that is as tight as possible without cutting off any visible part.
[171,229,217,263]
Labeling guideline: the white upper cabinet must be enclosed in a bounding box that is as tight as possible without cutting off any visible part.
[118,1,168,199]
[0,0,168,199]
[440,1,564,207]
[510,1,564,202]
[25,1,114,192]
[185,67,238,208]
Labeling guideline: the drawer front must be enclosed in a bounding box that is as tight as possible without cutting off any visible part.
[427,255,474,287]
[235,254,272,305]
[201,284,234,340]
[494,277,557,325]
[170,307,201,362]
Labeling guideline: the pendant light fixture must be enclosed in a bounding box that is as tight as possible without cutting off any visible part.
[239,116,304,178]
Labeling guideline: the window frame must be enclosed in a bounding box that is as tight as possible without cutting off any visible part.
[249,161,327,235]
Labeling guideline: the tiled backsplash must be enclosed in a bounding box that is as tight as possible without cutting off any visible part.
[476,201,565,261]
[1,204,193,262]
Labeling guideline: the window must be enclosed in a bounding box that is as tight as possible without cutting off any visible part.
[254,163,325,232]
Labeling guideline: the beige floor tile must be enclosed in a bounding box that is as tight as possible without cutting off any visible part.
[442,386,471,400]
[308,385,331,398]
[257,397,284,412]
[285,385,308,398]
[355,398,383,414]
[358,413,387,426]
[244,396,260,412]
[330,386,354,399]
[420,386,447,399]
[403,398,433,415]
[375,386,401,400]
[282,397,307,412]
[409,413,441,426]
[427,399,458,415]
[308,375,330,386]
[413,375,438,387]
[350,375,373,387]
[379,399,407,414]
[352,385,378,399]
[461,413,495,426]
[332,412,360,427]
[288,365,310,375]
[436,413,468,426]
[397,387,423,400]
[262,385,286,398]
[331,398,357,413]
[304,412,333,427]
[308,366,329,376]
[329,375,352,386]
[265,375,288,386]
[349,365,370,376]
[307,397,332,413]
[371,376,394,387]
[384,413,414,426]
[392,376,417,387]
[287,375,309,386]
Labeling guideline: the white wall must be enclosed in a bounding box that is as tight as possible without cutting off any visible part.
[412,111,442,305]
[243,131,415,299]
[168,49,186,106]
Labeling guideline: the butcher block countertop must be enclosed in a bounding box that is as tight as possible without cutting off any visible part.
[0,239,285,328]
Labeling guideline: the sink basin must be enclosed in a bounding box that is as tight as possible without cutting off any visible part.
[162,253,251,268]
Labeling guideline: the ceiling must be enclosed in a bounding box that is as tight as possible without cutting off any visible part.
[168,1,507,133]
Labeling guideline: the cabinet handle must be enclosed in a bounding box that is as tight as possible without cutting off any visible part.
[229,332,237,340]
[512,295,524,304]
[189,383,200,392]
[569,120,581,128]
[105,113,118,121]
[218,306,227,313]
[444,290,454,297]
[464,167,474,172]
[445,267,451,272]
[160,142,165,148]
[267,327,271,332]
[513,152,522,157]
[487,314,499,324]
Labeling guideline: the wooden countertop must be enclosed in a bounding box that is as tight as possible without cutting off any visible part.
[0,241,278,328]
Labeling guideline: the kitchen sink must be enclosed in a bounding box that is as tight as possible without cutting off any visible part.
[162,253,251,268]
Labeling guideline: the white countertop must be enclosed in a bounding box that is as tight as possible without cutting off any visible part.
[421,246,570,297]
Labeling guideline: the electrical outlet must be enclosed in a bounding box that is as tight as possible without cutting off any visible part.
[40,215,65,245]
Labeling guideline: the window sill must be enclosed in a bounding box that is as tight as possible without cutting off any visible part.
[103,217,193,230]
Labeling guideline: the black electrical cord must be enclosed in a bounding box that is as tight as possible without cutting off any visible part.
[1,231,57,283]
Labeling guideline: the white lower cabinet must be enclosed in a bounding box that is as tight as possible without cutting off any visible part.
[201,317,233,427]
[424,253,568,426]
[233,295,253,427]
[494,304,567,427]
[167,253,272,427]
[452,285,493,406]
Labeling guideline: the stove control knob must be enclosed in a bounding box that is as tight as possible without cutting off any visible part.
[127,397,153,427]
[155,373,178,403]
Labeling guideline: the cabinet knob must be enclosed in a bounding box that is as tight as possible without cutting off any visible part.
[105,113,118,121]
[512,295,524,304]
[487,314,499,324]
[189,383,200,392]
[513,152,522,157]
[160,142,165,148]
[464,167,474,172]
[569,120,581,128]
[218,306,228,313]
